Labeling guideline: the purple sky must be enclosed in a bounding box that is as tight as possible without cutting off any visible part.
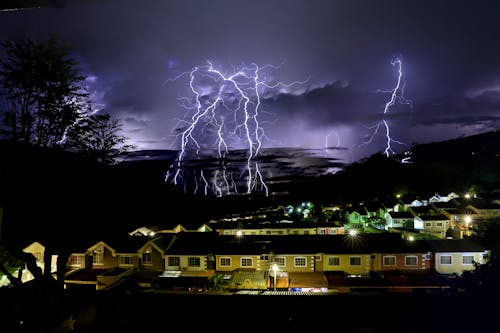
[1,0,500,163]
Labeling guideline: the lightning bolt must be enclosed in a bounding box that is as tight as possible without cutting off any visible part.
[324,129,341,151]
[360,56,412,156]
[57,75,104,145]
[165,61,308,196]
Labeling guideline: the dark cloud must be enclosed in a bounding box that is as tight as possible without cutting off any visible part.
[1,0,499,159]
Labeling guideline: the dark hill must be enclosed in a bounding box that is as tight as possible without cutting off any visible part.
[0,130,498,244]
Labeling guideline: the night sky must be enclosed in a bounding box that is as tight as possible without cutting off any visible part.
[1,0,500,164]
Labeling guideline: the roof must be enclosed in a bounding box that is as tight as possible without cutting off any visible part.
[423,239,488,252]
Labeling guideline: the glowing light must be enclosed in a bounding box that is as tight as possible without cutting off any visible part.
[165,61,308,196]
[360,56,412,156]
[408,235,415,241]
[349,229,358,236]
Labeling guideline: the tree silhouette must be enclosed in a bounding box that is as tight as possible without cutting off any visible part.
[0,35,90,147]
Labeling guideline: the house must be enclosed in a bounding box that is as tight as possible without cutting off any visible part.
[22,241,57,282]
[424,239,490,275]
[384,211,414,229]
[162,232,218,273]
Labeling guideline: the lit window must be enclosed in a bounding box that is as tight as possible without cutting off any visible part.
[119,256,132,265]
[383,256,396,266]
[142,252,152,264]
[93,246,104,265]
[272,257,286,267]
[241,258,253,267]
[220,257,231,267]
[328,257,340,266]
[440,255,452,265]
[405,256,418,266]
[294,257,307,267]
[168,256,180,267]
[462,256,474,265]
[350,257,361,266]
[188,257,201,267]
[69,255,82,266]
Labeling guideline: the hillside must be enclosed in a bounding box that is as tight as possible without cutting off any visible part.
[0,130,499,244]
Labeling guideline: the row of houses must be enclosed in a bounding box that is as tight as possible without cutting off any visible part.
[20,232,490,293]
[210,192,500,239]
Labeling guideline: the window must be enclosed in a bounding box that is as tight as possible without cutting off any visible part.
[383,256,396,267]
[93,246,104,265]
[266,230,272,235]
[142,252,152,264]
[69,254,82,266]
[304,230,309,235]
[294,257,307,267]
[168,256,180,267]
[462,255,474,265]
[241,257,253,267]
[440,255,452,265]
[425,222,432,227]
[331,229,337,234]
[188,257,201,267]
[319,229,326,235]
[350,257,361,266]
[260,255,269,261]
[405,256,418,266]
[220,257,231,267]
[328,257,340,266]
[119,256,132,265]
[293,230,299,235]
[436,222,443,227]
[276,231,283,235]
[272,257,286,267]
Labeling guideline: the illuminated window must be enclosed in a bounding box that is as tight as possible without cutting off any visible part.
[188,257,201,267]
[241,257,253,267]
[220,257,231,267]
[328,257,340,266]
[93,246,104,265]
[142,252,152,264]
[405,256,418,266]
[168,256,180,267]
[349,257,361,266]
[294,257,307,267]
[440,255,452,265]
[119,256,132,265]
[272,257,286,267]
[69,255,83,266]
[383,256,396,266]
[462,256,474,265]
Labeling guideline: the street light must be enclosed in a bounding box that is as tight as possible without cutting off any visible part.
[272,263,278,291]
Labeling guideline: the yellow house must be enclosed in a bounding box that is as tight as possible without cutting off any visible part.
[425,239,490,275]
[322,254,371,276]
[22,241,57,282]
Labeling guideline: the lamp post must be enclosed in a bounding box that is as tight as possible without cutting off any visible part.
[272,264,278,292]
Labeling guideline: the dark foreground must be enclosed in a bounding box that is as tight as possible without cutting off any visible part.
[83,290,500,333]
